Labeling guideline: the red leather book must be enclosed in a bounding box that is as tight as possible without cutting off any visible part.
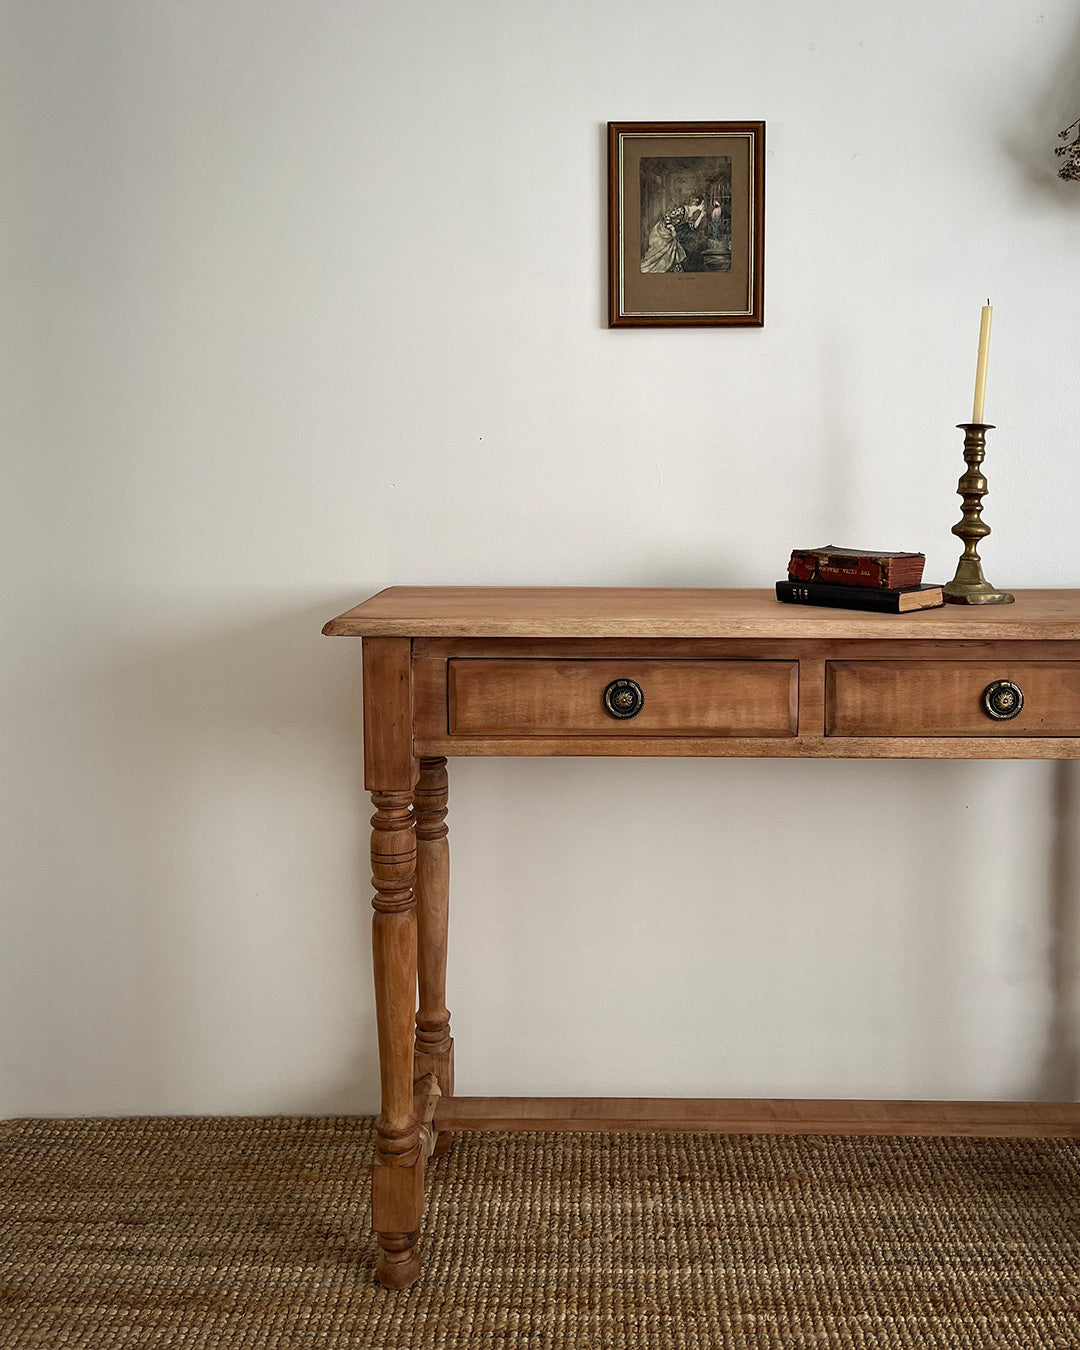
[787,546,925,590]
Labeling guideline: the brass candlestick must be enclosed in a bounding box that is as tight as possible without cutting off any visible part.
[943,422,1014,605]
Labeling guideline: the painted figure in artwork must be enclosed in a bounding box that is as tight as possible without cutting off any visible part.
[682,193,707,233]
[708,193,725,241]
[641,194,706,273]
[641,203,688,273]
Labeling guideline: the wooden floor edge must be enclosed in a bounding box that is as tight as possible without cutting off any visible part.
[434,1097,1080,1138]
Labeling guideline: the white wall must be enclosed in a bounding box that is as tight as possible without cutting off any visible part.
[4,0,1080,1116]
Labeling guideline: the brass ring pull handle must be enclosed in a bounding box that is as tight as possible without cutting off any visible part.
[603,678,644,720]
[982,680,1024,721]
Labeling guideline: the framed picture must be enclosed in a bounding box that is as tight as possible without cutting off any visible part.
[608,121,765,328]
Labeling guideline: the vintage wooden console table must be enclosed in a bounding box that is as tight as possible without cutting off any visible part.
[323,587,1080,1288]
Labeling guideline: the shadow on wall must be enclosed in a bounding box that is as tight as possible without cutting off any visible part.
[18,596,1078,1115]
[922,760,1079,1102]
[1042,759,1080,1098]
[1007,13,1080,195]
[65,598,380,1115]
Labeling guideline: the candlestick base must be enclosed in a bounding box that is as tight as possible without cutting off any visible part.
[942,584,1015,605]
[942,423,1014,606]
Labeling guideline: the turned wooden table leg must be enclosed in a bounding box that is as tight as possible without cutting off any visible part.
[362,636,424,1290]
[370,789,423,1289]
[415,756,454,1157]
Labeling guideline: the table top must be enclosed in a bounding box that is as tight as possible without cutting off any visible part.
[323,587,1080,640]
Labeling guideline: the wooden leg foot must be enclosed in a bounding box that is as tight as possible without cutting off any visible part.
[376,1232,421,1289]
[371,1156,424,1289]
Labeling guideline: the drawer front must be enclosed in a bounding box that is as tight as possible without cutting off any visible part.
[448,659,799,738]
[827,661,1080,737]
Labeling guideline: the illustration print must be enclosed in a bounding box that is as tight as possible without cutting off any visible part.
[640,156,732,274]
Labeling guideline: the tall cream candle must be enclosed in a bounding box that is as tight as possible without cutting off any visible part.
[972,301,992,423]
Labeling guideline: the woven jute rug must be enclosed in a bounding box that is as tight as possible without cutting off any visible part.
[0,1116,1077,1349]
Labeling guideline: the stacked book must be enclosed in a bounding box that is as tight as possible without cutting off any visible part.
[776,546,944,612]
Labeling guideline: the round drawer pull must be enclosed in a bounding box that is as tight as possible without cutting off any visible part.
[982,680,1024,721]
[603,678,644,720]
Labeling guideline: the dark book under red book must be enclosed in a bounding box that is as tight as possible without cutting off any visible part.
[787,546,925,590]
[775,580,944,613]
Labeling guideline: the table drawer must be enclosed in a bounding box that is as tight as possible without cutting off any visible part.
[826,661,1080,737]
[448,659,799,737]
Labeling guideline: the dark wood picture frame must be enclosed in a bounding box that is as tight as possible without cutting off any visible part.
[608,121,765,328]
